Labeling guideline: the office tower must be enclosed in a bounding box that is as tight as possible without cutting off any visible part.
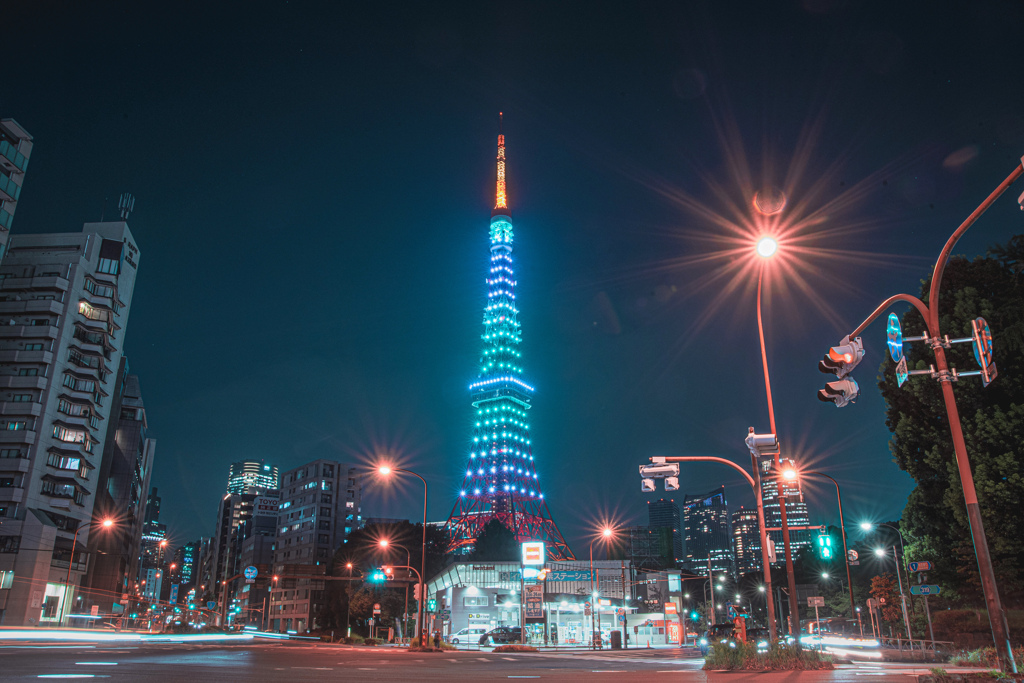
[731,507,761,576]
[171,540,199,587]
[269,459,362,633]
[210,487,279,604]
[446,118,572,561]
[647,497,683,564]
[608,525,674,571]
[226,460,279,495]
[138,487,167,601]
[84,360,157,614]
[757,456,812,562]
[682,486,733,575]
[0,118,33,243]
[0,221,139,626]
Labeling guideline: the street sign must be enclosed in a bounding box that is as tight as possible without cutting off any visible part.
[584,602,592,616]
[972,317,997,386]
[808,596,825,607]
[617,607,625,624]
[664,602,677,615]
[766,539,777,563]
[887,313,904,362]
[207,601,217,610]
[440,609,451,622]
[373,603,381,615]
[910,585,941,596]
[522,541,545,566]
[847,549,859,562]
[895,356,909,387]
[909,561,933,572]
[243,565,258,580]
[169,584,179,604]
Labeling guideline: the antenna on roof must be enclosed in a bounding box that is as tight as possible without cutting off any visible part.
[118,193,135,221]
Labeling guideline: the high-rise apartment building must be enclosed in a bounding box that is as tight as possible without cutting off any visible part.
[0,119,33,244]
[731,507,761,576]
[757,456,812,562]
[647,497,683,564]
[682,486,733,575]
[227,460,279,495]
[270,459,362,633]
[84,360,156,615]
[0,221,139,626]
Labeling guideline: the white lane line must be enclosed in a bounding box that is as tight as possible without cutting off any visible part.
[447,658,458,662]
[593,670,626,673]
[38,677,101,680]
[508,678,540,680]
[502,657,517,661]
[357,668,376,671]
[291,667,332,670]
[477,657,490,661]
[75,663,117,666]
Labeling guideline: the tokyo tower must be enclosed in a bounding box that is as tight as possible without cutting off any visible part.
[445,115,574,561]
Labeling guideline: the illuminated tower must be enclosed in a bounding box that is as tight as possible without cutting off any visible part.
[445,116,573,560]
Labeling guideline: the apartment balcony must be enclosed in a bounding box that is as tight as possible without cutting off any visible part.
[0,401,43,418]
[0,275,69,292]
[0,429,35,446]
[0,325,59,341]
[0,349,53,365]
[0,140,29,174]
[0,485,25,505]
[0,456,30,474]
[0,173,20,203]
[0,376,47,391]
[0,300,64,316]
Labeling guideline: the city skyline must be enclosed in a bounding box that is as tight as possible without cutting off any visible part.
[3,2,1022,557]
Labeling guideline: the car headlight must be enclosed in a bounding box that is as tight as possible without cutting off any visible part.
[757,640,768,648]
[699,638,708,645]
[728,641,736,649]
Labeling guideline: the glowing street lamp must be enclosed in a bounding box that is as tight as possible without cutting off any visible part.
[756,237,778,258]
[65,517,116,622]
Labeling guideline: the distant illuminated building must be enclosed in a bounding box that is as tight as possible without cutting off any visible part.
[731,507,761,575]
[227,460,279,494]
[683,486,733,575]
[758,456,812,562]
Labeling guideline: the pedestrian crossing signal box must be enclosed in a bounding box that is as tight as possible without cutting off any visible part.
[427,598,437,612]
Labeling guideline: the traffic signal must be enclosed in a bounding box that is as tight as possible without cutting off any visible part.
[369,568,387,583]
[383,566,395,581]
[818,378,859,407]
[818,336,864,407]
[817,534,833,560]
[818,336,864,378]
[427,598,437,612]
[412,583,421,601]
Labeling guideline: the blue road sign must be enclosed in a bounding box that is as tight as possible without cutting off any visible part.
[887,314,904,362]
[908,561,932,572]
[909,585,941,596]
[169,584,179,604]
[244,565,258,580]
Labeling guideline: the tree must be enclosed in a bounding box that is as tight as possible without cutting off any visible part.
[878,234,1024,608]
[869,574,902,633]
[469,519,520,562]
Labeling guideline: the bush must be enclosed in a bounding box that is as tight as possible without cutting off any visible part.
[703,641,834,671]
[362,638,379,646]
[949,646,1024,668]
[493,644,538,653]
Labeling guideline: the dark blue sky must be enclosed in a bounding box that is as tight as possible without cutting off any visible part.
[3,1,1022,553]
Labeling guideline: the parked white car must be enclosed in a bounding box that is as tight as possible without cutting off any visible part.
[447,627,488,644]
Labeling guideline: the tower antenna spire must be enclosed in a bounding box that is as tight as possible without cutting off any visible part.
[494,112,508,212]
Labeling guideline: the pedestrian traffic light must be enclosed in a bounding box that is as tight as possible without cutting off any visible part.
[369,568,387,583]
[383,566,395,580]
[427,598,437,612]
[818,378,860,407]
[817,534,833,560]
[818,336,864,379]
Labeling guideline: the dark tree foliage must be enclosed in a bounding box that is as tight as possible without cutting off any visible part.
[878,234,1024,607]
[469,519,520,562]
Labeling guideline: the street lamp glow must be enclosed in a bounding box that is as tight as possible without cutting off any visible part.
[756,237,778,258]
[379,539,389,548]
[734,593,741,600]
[781,468,797,480]
[101,518,114,528]
[758,586,765,593]
[874,548,886,557]
[822,572,829,579]
[602,527,614,538]
[860,522,873,531]
[378,465,392,475]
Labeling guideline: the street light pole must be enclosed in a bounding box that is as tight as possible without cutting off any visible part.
[380,540,412,641]
[756,259,801,640]
[799,471,855,620]
[843,160,1023,672]
[378,466,428,645]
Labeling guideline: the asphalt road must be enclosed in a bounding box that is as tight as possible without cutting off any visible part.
[0,640,970,681]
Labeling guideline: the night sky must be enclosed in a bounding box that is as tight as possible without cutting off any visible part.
[3,1,1023,555]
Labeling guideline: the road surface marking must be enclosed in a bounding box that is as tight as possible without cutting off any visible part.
[592,670,625,673]
[357,668,376,671]
[502,657,517,661]
[508,678,540,680]
[38,677,101,680]
[447,658,458,662]
[75,663,117,666]
[477,657,490,661]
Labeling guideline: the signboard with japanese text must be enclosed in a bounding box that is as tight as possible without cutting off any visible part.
[255,497,280,514]
[525,584,544,618]
[548,570,591,582]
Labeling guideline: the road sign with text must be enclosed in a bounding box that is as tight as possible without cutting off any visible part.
[908,561,932,572]
[910,585,941,596]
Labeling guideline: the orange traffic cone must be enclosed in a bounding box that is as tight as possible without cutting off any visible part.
[646,638,651,648]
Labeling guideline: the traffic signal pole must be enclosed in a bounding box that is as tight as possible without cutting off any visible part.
[757,264,801,641]
[842,159,1023,673]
